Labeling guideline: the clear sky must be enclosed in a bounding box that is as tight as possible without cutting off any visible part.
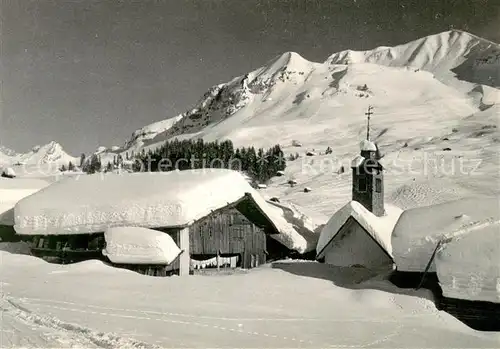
[1,0,499,155]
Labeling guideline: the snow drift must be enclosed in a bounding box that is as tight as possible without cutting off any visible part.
[0,178,51,226]
[14,169,308,252]
[102,226,182,265]
[391,196,500,273]
[436,220,500,303]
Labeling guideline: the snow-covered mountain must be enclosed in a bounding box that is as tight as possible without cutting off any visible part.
[0,141,78,176]
[90,30,499,216]
[111,30,497,155]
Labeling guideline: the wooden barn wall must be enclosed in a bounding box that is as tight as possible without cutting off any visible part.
[29,233,106,264]
[188,207,267,269]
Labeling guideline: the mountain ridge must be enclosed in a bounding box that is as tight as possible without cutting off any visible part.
[4,30,499,177]
[99,30,496,158]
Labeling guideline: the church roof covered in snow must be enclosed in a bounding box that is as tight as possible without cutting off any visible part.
[391,196,500,273]
[316,200,402,259]
[0,178,51,226]
[13,169,308,252]
[360,140,377,152]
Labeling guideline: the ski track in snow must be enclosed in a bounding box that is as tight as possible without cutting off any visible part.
[3,295,436,349]
[1,297,159,349]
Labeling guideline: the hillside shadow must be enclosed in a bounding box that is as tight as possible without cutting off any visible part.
[271,260,435,301]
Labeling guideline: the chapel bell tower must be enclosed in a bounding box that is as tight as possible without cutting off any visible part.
[350,106,385,217]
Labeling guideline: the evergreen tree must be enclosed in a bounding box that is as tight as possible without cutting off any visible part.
[80,153,86,168]
[68,161,75,171]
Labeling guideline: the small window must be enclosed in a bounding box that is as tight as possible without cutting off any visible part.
[375,178,382,193]
[358,178,367,192]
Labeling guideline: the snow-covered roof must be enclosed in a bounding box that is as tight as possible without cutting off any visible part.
[0,178,51,226]
[392,196,500,273]
[102,226,182,265]
[436,221,500,303]
[14,169,308,252]
[360,140,377,152]
[351,155,365,168]
[316,201,402,259]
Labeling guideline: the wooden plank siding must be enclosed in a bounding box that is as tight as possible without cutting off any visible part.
[188,207,267,269]
[20,195,274,273]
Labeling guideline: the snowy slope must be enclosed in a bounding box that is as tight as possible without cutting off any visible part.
[1,141,78,180]
[326,30,500,89]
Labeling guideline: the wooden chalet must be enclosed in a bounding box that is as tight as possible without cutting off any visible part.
[13,170,300,276]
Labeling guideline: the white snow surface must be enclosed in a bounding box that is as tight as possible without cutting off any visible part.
[392,196,500,273]
[436,220,500,303]
[316,201,403,259]
[0,178,51,226]
[1,167,16,177]
[102,226,182,265]
[14,169,308,252]
[1,247,500,348]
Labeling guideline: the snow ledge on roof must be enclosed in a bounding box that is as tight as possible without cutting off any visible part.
[360,140,377,152]
[316,200,402,259]
[102,226,182,265]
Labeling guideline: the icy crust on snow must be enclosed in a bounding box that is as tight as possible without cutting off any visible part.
[436,222,500,303]
[316,201,403,259]
[0,178,51,226]
[102,226,182,265]
[392,196,500,273]
[14,169,307,252]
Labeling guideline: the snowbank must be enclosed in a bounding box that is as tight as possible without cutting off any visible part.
[1,167,16,177]
[392,196,500,273]
[0,178,51,226]
[14,169,307,252]
[436,222,500,303]
[102,226,182,265]
[316,201,403,258]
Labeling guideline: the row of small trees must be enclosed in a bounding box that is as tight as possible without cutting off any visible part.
[76,139,286,184]
[133,139,286,183]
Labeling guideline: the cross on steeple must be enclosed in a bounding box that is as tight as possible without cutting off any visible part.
[365,106,374,141]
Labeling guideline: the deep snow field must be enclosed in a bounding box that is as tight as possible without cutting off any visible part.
[1,247,500,348]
